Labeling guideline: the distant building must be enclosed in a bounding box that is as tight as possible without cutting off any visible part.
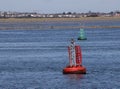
[0,10,120,18]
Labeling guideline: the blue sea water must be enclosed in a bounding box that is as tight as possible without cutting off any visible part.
[0,22,120,89]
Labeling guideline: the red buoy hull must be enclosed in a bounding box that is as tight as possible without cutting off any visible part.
[63,66,86,74]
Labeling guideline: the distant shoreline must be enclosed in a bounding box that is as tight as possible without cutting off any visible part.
[0,16,120,22]
[0,16,120,30]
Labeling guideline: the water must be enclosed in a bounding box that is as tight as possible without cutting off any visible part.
[0,22,120,89]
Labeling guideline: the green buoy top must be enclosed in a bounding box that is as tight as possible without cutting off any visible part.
[78,28,87,40]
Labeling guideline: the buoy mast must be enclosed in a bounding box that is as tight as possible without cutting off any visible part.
[68,39,82,66]
[68,39,76,66]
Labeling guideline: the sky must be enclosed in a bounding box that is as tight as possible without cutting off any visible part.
[0,0,120,13]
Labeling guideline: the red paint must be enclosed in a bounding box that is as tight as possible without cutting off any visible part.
[75,46,82,66]
[63,65,86,74]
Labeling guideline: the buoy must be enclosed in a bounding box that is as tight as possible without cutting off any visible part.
[78,28,87,40]
[63,39,86,74]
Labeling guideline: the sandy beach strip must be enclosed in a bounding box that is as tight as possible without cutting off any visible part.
[0,16,120,22]
[0,16,120,30]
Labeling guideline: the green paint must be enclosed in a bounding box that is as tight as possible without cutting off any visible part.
[78,28,87,40]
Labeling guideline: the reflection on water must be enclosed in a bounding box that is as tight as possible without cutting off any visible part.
[65,74,84,80]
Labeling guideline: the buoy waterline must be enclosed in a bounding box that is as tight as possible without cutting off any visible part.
[63,39,86,74]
